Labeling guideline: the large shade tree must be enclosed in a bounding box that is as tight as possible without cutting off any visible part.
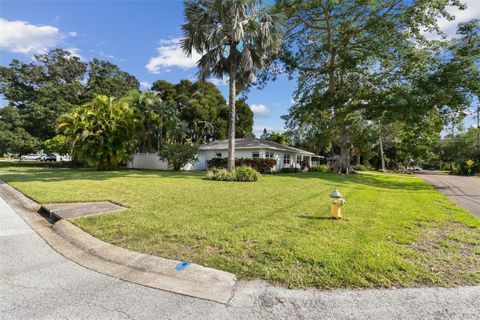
[0,49,140,149]
[152,79,254,143]
[273,0,473,174]
[181,0,283,172]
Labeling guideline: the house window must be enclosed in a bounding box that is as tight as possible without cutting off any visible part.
[252,151,260,158]
[215,152,222,158]
[283,154,290,164]
[265,151,274,159]
[296,156,301,164]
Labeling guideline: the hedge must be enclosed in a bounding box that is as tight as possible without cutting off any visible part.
[207,157,276,173]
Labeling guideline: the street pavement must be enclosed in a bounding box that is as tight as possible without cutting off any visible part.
[418,173,480,219]
[1,195,480,319]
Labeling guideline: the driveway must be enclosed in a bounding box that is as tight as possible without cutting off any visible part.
[418,173,480,219]
[1,196,480,319]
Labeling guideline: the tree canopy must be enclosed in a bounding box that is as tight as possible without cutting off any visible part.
[0,49,140,154]
[272,0,479,173]
[151,79,254,145]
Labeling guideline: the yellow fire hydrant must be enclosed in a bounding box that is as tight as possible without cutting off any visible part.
[330,189,346,219]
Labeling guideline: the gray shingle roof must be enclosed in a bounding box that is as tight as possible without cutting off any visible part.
[198,138,316,156]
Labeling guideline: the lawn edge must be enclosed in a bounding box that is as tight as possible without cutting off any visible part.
[0,180,236,304]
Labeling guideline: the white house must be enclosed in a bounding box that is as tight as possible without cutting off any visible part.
[128,138,320,172]
[195,138,318,171]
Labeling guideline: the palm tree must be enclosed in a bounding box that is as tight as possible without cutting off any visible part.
[181,0,283,172]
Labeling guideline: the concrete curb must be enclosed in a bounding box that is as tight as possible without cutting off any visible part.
[0,180,236,304]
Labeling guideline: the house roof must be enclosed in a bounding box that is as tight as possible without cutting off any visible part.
[198,138,316,156]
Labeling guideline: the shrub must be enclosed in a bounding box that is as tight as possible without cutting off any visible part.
[159,143,198,170]
[207,157,276,173]
[309,164,329,172]
[278,167,301,173]
[206,167,234,181]
[206,166,260,182]
[234,166,261,182]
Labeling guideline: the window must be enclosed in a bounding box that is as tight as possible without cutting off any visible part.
[252,151,260,158]
[283,154,290,164]
[296,156,302,164]
[265,151,274,159]
[215,152,222,158]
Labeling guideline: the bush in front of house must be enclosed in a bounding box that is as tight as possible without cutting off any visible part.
[206,166,260,182]
[309,164,329,172]
[234,166,261,181]
[159,143,198,170]
[207,157,276,173]
[278,167,301,173]
[206,167,234,181]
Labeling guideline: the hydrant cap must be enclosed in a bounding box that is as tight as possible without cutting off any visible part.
[330,189,342,198]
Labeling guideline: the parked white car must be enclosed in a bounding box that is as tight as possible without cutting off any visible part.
[407,165,423,172]
[20,153,42,161]
[58,154,72,162]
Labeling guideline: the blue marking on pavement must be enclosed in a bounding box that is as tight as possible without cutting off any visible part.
[175,261,191,271]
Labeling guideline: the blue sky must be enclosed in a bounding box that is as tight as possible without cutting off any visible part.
[0,0,478,134]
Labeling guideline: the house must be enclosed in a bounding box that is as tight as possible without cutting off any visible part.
[194,138,319,171]
[128,138,320,171]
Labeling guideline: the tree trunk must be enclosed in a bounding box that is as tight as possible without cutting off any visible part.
[337,124,353,174]
[379,137,386,172]
[227,61,237,173]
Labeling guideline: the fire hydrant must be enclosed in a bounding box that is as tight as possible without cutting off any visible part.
[330,189,346,219]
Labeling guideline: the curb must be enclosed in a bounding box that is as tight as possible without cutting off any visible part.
[0,180,236,304]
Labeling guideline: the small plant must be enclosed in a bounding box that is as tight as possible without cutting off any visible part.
[278,167,301,173]
[206,167,234,181]
[234,166,261,182]
[206,166,260,182]
[310,165,329,172]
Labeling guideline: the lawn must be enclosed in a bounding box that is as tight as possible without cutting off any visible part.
[1,165,479,289]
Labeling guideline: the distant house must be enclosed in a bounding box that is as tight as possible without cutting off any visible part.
[129,138,320,171]
[195,138,319,171]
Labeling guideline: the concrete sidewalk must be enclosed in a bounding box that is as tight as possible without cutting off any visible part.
[1,195,480,319]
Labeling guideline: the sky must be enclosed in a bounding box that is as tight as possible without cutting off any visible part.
[0,0,478,136]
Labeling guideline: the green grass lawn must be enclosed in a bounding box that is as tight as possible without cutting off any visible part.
[1,165,479,289]
[0,160,69,171]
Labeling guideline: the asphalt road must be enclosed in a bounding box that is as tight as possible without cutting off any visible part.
[1,196,480,319]
[418,173,480,219]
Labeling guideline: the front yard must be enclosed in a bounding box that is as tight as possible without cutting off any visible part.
[1,166,479,289]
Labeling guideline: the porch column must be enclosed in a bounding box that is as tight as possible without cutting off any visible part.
[308,156,312,167]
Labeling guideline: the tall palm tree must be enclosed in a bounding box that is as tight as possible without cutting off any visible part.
[181,0,283,172]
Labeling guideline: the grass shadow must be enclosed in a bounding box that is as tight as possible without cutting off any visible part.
[298,214,334,221]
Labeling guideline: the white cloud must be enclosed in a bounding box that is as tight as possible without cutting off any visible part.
[140,81,151,90]
[146,38,202,74]
[425,0,480,40]
[68,31,77,38]
[250,104,269,115]
[65,47,83,60]
[0,18,63,54]
[207,78,228,86]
